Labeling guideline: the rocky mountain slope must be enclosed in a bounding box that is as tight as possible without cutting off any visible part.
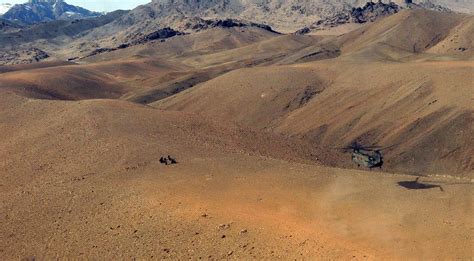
[1,0,101,25]
[0,0,472,65]
[137,0,472,33]
[296,1,401,34]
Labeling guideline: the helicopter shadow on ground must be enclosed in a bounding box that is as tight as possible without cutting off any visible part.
[398,177,444,192]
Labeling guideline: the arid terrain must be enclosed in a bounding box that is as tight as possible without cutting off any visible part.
[0,1,473,259]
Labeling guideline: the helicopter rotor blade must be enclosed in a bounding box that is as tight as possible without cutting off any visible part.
[336,145,361,149]
[327,142,400,152]
[360,145,382,149]
[377,143,401,151]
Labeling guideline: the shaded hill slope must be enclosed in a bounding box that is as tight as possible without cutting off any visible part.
[334,9,468,60]
[428,15,474,56]
[154,59,473,176]
[278,10,473,63]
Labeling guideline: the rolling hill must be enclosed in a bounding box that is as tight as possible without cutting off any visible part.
[151,10,474,176]
[0,4,473,260]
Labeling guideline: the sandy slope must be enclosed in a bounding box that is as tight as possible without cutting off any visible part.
[0,92,471,259]
[0,9,473,260]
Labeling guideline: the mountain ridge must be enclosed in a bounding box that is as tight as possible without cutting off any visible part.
[1,0,101,25]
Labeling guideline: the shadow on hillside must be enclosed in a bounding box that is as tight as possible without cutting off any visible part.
[398,178,444,191]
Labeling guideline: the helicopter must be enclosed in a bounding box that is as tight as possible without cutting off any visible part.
[333,142,396,169]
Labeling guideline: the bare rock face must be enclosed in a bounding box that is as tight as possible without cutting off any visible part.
[126,27,185,46]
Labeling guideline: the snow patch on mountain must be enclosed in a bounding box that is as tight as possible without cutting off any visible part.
[0,3,13,15]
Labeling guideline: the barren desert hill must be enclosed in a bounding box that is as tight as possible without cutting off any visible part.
[1,8,472,176]
[0,55,211,101]
[177,34,330,68]
[0,63,129,100]
[0,3,473,260]
[190,7,472,68]
[82,26,280,63]
[149,10,474,176]
[0,91,323,189]
[1,0,472,66]
[85,9,474,73]
[0,91,472,260]
[0,26,287,101]
[0,17,281,65]
[121,9,473,69]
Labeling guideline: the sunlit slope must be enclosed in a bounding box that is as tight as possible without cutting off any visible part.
[2,90,471,259]
[0,91,316,185]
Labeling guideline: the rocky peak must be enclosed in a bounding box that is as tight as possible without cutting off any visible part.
[2,0,100,25]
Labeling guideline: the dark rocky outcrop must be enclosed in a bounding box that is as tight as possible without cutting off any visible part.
[180,17,279,34]
[298,1,400,34]
[351,1,400,23]
[141,27,184,41]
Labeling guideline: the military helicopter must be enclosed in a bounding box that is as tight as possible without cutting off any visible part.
[334,142,396,169]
